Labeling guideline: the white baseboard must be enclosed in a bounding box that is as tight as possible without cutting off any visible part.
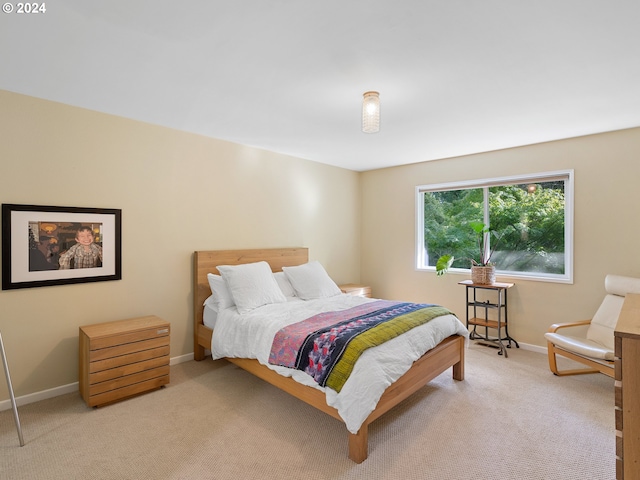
[170,352,194,365]
[470,340,546,355]
[0,382,79,411]
[2,346,546,412]
[1,352,196,412]
[516,342,547,355]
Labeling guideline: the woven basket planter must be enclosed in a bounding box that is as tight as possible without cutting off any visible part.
[471,265,496,285]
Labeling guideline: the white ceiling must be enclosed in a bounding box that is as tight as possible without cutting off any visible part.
[2,1,640,171]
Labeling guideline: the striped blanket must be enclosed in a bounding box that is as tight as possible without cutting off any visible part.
[268,300,453,393]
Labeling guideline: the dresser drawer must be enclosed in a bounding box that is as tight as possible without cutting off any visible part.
[89,345,170,373]
[89,325,169,350]
[90,365,170,395]
[89,356,170,384]
[89,336,169,363]
[89,376,170,407]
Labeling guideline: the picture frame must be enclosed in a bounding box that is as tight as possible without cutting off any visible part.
[2,204,122,290]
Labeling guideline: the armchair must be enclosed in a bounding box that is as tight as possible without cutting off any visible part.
[545,274,640,377]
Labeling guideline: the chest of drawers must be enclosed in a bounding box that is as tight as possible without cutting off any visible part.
[79,315,170,407]
[614,294,640,480]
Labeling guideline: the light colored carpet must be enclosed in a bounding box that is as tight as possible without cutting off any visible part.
[0,344,614,480]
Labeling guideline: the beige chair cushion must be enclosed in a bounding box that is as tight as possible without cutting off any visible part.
[604,274,640,297]
[586,294,624,351]
[544,332,614,361]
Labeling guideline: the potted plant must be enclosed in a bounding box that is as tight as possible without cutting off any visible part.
[435,221,501,284]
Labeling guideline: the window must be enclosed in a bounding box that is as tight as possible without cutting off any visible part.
[416,170,573,283]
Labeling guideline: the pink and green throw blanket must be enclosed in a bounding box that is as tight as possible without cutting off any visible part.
[268,300,453,393]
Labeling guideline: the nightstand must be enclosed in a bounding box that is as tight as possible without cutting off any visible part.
[339,284,372,298]
[79,315,170,407]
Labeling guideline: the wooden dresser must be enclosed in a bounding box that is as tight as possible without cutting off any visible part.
[79,315,170,407]
[614,293,640,480]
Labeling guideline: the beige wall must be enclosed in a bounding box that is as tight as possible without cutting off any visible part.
[360,127,640,347]
[3,87,639,404]
[0,90,362,401]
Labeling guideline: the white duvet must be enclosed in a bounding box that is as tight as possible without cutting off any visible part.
[210,294,468,433]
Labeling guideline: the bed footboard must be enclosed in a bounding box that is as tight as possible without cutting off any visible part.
[348,334,465,462]
[224,334,465,463]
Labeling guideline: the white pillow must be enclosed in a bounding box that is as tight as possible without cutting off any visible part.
[207,273,235,310]
[274,271,297,297]
[282,261,342,300]
[217,261,287,314]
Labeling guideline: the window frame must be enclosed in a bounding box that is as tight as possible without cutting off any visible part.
[415,170,574,284]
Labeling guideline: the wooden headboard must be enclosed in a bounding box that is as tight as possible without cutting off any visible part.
[193,247,309,359]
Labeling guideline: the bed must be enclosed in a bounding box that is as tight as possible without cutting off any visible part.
[193,247,467,463]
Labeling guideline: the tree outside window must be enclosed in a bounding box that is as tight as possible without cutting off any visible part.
[417,171,573,282]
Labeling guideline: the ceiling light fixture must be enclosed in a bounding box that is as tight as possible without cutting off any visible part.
[362,91,380,133]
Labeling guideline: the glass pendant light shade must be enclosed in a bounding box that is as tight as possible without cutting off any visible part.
[362,91,380,133]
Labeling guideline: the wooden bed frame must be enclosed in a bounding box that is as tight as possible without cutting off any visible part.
[193,247,465,463]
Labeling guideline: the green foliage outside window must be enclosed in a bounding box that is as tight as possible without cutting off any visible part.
[424,182,565,275]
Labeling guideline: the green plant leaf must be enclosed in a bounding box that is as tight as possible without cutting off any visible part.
[436,254,455,276]
[469,220,487,234]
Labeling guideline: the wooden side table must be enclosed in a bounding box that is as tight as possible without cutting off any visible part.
[459,280,519,356]
[339,284,372,298]
[79,315,170,407]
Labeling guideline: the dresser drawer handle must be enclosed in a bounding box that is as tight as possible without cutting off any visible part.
[157,328,169,335]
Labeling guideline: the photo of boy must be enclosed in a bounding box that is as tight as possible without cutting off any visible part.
[58,225,103,269]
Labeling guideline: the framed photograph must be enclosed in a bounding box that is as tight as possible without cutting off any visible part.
[2,204,122,290]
